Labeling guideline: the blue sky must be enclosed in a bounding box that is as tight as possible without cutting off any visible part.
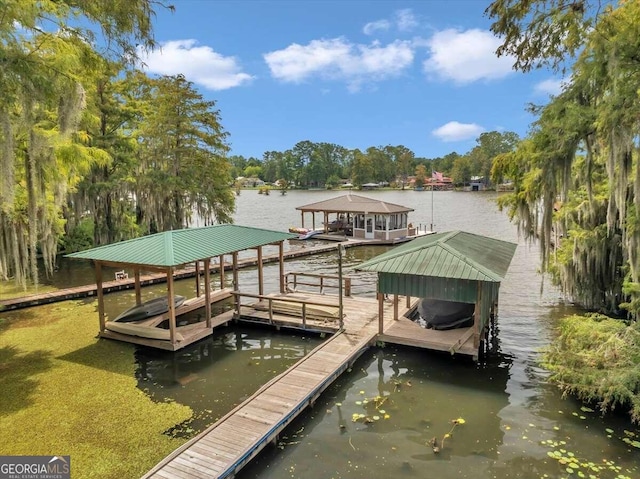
[141,0,562,159]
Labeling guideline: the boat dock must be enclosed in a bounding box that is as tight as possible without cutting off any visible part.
[0,236,419,312]
[144,291,472,479]
[0,242,344,311]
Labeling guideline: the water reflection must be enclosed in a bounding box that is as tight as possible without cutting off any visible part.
[236,344,639,479]
[237,345,513,479]
[135,325,323,435]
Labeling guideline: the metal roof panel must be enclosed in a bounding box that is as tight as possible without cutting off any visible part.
[66,224,297,267]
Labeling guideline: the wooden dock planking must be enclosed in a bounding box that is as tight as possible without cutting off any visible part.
[144,310,380,479]
[380,316,477,356]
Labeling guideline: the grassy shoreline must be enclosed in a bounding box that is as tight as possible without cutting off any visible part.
[0,300,192,479]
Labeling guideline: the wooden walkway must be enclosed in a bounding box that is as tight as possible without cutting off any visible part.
[0,241,361,311]
[143,295,401,479]
[143,292,476,479]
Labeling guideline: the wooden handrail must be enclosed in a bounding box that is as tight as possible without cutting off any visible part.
[284,272,351,296]
[232,291,341,328]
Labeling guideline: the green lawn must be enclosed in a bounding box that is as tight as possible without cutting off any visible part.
[0,281,58,301]
[0,300,192,479]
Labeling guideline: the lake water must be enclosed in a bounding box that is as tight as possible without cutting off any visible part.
[10,189,640,478]
[229,190,639,479]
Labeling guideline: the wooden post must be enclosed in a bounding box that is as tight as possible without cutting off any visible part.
[301,211,305,229]
[406,294,411,308]
[233,252,239,316]
[167,267,177,345]
[95,262,105,333]
[393,294,399,320]
[279,242,285,294]
[338,244,344,329]
[195,261,201,297]
[134,268,141,305]
[324,212,328,233]
[257,246,264,296]
[473,282,482,350]
[204,258,211,328]
[312,212,316,230]
[219,255,225,289]
[378,292,384,334]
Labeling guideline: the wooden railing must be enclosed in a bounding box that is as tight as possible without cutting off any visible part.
[284,272,351,296]
[232,291,343,329]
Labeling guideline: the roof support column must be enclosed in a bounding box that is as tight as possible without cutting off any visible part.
[393,294,398,320]
[233,252,239,317]
[300,211,305,229]
[257,246,264,296]
[406,294,411,308]
[167,267,177,346]
[323,212,328,233]
[195,260,201,297]
[134,268,141,305]
[219,255,225,289]
[312,212,316,230]
[473,282,482,350]
[378,291,384,334]
[95,262,105,333]
[279,242,285,294]
[204,258,212,328]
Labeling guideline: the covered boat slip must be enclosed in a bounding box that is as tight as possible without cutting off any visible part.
[356,230,517,359]
[66,225,298,351]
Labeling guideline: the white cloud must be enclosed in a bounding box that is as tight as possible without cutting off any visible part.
[534,78,566,96]
[432,121,485,142]
[139,40,254,90]
[395,9,418,32]
[364,8,418,35]
[263,38,414,90]
[423,29,514,84]
[363,19,391,35]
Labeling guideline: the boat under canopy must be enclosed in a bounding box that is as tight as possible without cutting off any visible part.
[114,295,186,323]
[416,298,475,330]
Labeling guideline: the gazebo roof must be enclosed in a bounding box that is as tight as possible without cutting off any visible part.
[296,194,413,214]
[355,230,517,283]
[66,224,297,268]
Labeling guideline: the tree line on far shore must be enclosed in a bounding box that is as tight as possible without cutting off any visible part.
[228,131,520,190]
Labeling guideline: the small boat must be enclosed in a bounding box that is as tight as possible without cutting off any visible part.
[415,298,475,330]
[114,295,186,323]
[298,230,321,240]
[289,226,309,234]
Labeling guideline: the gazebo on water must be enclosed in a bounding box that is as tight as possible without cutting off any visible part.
[295,194,415,241]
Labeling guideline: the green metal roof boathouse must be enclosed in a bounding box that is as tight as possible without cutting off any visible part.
[356,230,517,359]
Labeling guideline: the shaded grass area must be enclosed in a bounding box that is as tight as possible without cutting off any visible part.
[0,301,192,479]
[542,313,640,423]
[0,281,58,301]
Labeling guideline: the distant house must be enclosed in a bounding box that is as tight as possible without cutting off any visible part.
[236,176,265,187]
[467,176,486,191]
[425,176,454,191]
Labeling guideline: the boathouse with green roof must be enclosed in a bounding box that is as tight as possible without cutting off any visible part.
[67,224,297,351]
[356,230,517,358]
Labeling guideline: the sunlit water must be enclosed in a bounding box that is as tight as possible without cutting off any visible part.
[13,190,640,477]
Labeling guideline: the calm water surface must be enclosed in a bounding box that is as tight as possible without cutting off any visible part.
[15,190,640,477]
[230,191,639,479]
